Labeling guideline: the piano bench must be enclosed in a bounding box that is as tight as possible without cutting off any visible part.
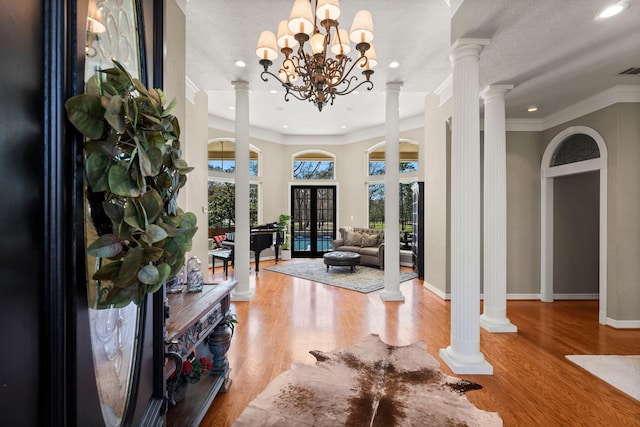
[209,249,234,279]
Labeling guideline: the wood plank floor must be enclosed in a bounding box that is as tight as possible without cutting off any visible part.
[199,259,640,427]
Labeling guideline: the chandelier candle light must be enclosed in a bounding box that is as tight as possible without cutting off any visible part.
[256,0,376,111]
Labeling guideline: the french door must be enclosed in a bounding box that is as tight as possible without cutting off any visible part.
[291,186,336,258]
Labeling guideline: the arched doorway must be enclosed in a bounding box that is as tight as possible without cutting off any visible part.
[540,126,608,324]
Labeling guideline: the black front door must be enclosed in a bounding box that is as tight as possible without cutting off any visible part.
[291,186,336,257]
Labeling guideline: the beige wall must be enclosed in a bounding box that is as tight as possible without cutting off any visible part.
[553,171,599,294]
[164,0,208,276]
[542,103,640,321]
[424,95,451,295]
[505,131,544,295]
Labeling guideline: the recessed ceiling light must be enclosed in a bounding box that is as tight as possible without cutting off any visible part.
[527,106,538,112]
[353,91,359,95]
[597,2,628,19]
[228,106,236,110]
[234,60,246,68]
[282,125,288,129]
[389,61,400,69]
[340,125,347,129]
[270,89,278,94]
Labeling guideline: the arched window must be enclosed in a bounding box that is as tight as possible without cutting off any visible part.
[207,140,259,176]
[550,134,600,167]
[367,140,419,175]
[207,140,261,229]
[293,150,335,180]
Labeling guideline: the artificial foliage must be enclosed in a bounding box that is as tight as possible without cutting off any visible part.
[65,61,197,308]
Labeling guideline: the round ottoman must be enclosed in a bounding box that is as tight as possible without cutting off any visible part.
[323,251,361,273]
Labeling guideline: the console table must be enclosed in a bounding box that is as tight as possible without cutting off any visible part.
[165,280,237,427]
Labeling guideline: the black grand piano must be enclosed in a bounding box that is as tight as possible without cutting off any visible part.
[221,223,285,272]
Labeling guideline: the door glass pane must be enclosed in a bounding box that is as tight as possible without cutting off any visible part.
[84,1,142,425]
[316,188,334,252]
[292,188,311,252]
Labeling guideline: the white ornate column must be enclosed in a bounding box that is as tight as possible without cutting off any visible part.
[480,85,517,333]
[231,80,253,301]
[381,82,405,302]
[439,39,492,374]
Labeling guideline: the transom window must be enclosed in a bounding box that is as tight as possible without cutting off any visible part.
[368,140,419,175]
[550,134,600,167]
[207,140,259,176]
[293,151,335,180]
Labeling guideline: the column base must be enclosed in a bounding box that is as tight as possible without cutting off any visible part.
[380,289,405,302]
[439,346,493,375]
[480,314,518,333]
[231,288,254,301]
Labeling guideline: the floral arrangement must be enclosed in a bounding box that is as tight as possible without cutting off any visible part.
[168,353,212,391]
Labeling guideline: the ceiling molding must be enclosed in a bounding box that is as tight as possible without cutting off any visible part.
[505,119,543,132]
[185,77,199,104]
[540,85,640,131]
[434,75,453,106]
[208,84,640,140]
[174,0,187,15]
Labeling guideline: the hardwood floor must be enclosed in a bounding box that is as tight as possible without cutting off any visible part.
[200,259,640,427]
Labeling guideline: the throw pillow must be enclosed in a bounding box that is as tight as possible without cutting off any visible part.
[214,234,226,248]
[344,231,362,247]
[361,233,378,247]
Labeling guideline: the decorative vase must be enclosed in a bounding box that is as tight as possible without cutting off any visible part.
[169,377,188,406]
[208,320,234,391]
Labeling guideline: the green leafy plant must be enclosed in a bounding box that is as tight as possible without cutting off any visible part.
[65,61,197,308]
[278,214,291,250]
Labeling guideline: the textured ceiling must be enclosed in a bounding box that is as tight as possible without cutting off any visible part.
[185,0,640,138]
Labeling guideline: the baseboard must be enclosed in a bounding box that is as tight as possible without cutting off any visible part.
[506,293,542,300]
[423,281,448,299]
[605,317,640,329]
[553,293,599,300]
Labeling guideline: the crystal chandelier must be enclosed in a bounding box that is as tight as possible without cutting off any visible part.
[255,0,376,112]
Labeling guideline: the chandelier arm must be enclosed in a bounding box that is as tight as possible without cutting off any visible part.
[329,55,368,89]
[284,90,310,102]
[335,79,374,96]
[260,69,287,85]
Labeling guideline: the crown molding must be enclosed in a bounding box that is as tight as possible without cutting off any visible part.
[185,77,199,104]
[505,85,640,132]
[434,74,452,106]
[207,85,640,141]
[541,85,640,130]
[505,118,543,132]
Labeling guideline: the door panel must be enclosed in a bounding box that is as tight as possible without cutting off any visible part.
[291,186,336,257]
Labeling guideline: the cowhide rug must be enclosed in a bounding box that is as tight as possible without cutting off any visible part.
[233,334,502,426]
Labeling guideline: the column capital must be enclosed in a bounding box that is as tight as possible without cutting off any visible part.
[450,38,490,63]
[385,81,403,94]
[480,84,515,101]
[232,80,250,93]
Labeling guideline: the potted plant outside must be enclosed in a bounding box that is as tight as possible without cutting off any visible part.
[65,60,197,308]
[278,214,291,260]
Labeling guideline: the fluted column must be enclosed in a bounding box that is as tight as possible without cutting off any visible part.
[439,39,492,374]
[480,85,517,333]
[381,82,405,302]
[231,80,253,301]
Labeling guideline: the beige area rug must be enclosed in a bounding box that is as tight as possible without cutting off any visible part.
[566,355,640,400]
[233,334,503,426]
[265,260,418,293]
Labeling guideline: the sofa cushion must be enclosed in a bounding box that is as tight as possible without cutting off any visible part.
[336,245,362,254]
[361,233,378,247]
[359,246,379,257]
[344,231,363,247]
